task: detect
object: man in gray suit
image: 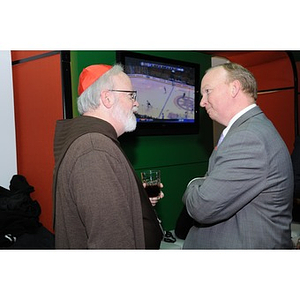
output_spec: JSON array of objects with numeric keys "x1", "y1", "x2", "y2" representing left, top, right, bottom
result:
[{"x1": 183, "y1": 63, "x2": 293, "y2": 249}]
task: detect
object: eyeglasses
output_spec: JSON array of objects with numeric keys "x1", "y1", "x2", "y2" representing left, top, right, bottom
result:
[{"x1": 109, "y1": 90, "x2": 137, "y2": 102}]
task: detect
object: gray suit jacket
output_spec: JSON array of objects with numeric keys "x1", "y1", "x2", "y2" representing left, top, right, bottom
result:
[{"x1": 183, "y1": 106, "x2": 293, "y2": 249}]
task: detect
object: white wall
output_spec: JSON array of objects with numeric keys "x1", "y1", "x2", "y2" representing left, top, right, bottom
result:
[{"x1": 0, "y1": 50, "x2": 17, "y2": 189}]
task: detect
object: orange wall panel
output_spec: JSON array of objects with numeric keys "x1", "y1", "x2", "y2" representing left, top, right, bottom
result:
[
  {"x1": 12, "y1": 52, "x2": 64, "y2": 231},
  {"x1": 250, "y1": 58, "x2": 294, "y2": 91},
  {"x1": 257, "y1": 89, "x2": 295, "y2": 153},
  {"x1": 11, "y1": 51, "x2": 50, "y2": 62}
]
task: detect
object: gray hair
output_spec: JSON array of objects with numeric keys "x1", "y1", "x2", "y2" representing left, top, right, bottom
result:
[
  {"x1": 77, "y1": 64, "x2": 124, "y2": 114},
  {"x1": 209, "y1": 62, "x2": 257, "y2": 100}
]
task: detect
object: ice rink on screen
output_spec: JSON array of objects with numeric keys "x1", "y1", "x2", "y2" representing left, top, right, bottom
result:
[{"x1": 130, "y1": 75, "x2": 195, "y2": 120}]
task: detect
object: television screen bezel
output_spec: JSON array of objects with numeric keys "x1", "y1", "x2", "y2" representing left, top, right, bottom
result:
[{"x1": 116, "y1": 51, "x2": 201, "y2": 136}]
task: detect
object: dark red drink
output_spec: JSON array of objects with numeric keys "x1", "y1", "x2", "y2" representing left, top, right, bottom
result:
[{"x1": 145, "y1": 185, "x2": 160, "y2": 197}]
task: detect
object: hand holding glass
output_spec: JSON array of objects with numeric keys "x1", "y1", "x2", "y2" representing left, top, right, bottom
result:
[{"x1": 141, "y1": 170, "x2": 161, "y2": 198}]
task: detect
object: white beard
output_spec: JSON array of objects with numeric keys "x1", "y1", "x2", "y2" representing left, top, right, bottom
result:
[
  {"x1": 112, "y1": 105, "x2": 137, "y2": 133},
  {"x1": 124, "y1": 111, "x2": 137, "y2": 132}
]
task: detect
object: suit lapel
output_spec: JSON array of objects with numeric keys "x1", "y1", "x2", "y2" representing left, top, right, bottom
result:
[{"x1": 208, "y1": 105, "x2": 263, "y2": 174}]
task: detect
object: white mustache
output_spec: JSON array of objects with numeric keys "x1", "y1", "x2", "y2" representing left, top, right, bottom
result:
[{"x1": 132, "y1": 107, "x2": 138, "y2": 113}]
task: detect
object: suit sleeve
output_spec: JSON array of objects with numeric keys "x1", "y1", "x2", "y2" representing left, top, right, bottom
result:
[{"x1": 184, "y1": 130, "x2": 268, "y2": 224}]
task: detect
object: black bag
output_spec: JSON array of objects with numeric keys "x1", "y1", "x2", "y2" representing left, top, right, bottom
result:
[{"x1": 0, "y1": 175, "x2": 54, "y2": 248}]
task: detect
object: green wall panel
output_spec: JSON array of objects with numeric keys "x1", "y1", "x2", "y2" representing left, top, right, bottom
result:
[{"x1": 70, "y1": 50, "x2": 213, "y2": 231}]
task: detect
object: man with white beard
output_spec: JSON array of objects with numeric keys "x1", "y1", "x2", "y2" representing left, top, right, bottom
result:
[{"x1": 53, "y1": 64, "x2": 163, "y2": 249}]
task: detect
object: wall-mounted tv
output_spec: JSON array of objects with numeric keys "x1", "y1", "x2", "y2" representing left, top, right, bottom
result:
[{"x1": 116, "y1": 51, "x2": 200, "y2": 135}]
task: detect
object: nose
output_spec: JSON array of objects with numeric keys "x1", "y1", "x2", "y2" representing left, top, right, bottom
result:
[
  {"x1": 134, "y1": 99, "x2": 139, "y2": 108},
  {"x1": 200, "y1": 95, "x2": 206, "y2": 107}
]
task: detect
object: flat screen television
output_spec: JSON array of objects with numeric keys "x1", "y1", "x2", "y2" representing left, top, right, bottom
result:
[{"x1": 116, "y1": 51, "x2": 200, "y2": 135}]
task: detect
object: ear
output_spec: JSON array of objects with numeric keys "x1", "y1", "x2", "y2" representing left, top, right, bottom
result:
[
  {"x1": 101, "y1": 90, "x2": 114, "y2": 108},
  {"x1": 230, "y1": 80, "x2": 241, "y2": 98}
]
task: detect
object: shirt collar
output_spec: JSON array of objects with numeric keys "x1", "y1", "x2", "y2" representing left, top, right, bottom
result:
[{"x1": 223, "y1": 103, "x2": 257, "y2": 137}]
